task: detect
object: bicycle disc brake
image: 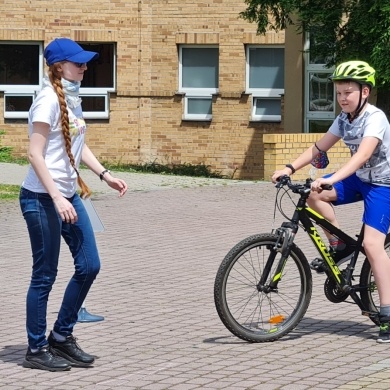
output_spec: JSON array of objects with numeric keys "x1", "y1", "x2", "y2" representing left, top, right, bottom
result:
[{"x1": 324, "y1": 276, "x2": 349, "y2": 303}]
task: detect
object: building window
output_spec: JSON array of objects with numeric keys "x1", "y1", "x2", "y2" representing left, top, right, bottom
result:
[
  {"x1": 308, "y1": 119, "x2": 334, "y2": 133},
  {"x1": 0, "y1": 41, "x2": 116, "y2": 119},
  {"x1": 78, "y1": 43, "x2": 115, "y2": 90},
  {"x1": 251, "y1": 98, "x2": 281, "y2": 122},
  {"x1": 179, "y1": 46, "x2": 219, "y2": 121},
  {"x1": 0, "y1": 41, "x2": 43, "y2": 118},
  {"x1": 81, "y1": 95, "x2": 110, "y2": 119},
  {"x1": 304, "y1": 33, "x2": 335, "y2": 132},
  {"x1": 78, "y1": 43, "x2": 115, "y2": 119},
  {"x1": 246, "y1": 45, "x2": 284, "y2": 122},
  {"x1": 0, "y1": 42, "x2": 41, "y2": 88},
  {"x1": 4, "y1": 93, "x2": 34, "y2": 119}
]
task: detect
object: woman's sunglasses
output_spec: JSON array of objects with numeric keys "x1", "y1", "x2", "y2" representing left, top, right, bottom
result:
[{"x1": 74, "y1": 62, "x2": 86, "y2": 68}]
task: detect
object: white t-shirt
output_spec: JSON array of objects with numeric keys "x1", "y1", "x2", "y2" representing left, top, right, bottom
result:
[
  {"x1": 328, "y1": 103, "x2": 390, "y2": 186},
  {"x1": 22, "y1": 86, "x2": 87, "y2": 197}
]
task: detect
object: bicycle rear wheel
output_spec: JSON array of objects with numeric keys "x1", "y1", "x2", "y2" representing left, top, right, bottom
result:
[
  {"x1": 214, "y1": 233, "x2": 312, "y2": 342},
  {"x1": 359, "y1": 234, "x2": 390, "y2": 325}
]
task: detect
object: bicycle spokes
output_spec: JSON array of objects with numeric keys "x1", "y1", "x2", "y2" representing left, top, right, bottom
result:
[{"x1": 214, "y1": 234, "x2": 312, "y2": 342}]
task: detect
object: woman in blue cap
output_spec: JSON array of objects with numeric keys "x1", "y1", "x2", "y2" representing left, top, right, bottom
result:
[{"x1": 20, "y1": 38, "x2": 128, "y2": 371}]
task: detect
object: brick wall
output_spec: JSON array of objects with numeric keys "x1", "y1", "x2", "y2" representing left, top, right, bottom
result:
[
  {"x1": 1, "y1": 0, "x2": 289, "y2": 180},
  {"x1": 263, "y1": 133, "x2": 350, "y2": 181}
]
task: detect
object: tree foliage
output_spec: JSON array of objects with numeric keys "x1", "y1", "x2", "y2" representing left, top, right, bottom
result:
[{"x1": 240, "y1": 1, "x2": 390, "y2": 93}]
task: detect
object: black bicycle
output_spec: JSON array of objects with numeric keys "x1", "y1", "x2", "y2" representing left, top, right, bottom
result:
[{"x1": 214, "y1": 175, "x2": 389, "y2": 342}]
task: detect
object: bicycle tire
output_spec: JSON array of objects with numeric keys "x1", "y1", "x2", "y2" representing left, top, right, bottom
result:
[
  {"x1": 214, "y1": 233, "x2": 312, "y2": 342},
  {"x1": 359, "y1": 234, "x2": 390, "y2": 325}
]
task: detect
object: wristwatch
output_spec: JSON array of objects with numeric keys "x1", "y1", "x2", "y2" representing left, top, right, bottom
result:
[
  {"x1": 285, "y1": 164, "x2": 296, "y2": 174},
  {"x1": 99, "y1": 169, "x2": 111, "y2": 181}
]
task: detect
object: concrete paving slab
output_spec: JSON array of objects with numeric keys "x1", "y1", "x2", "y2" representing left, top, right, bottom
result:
[{"x1": 0, "y1": 163, "x2": 389, "y2": 389}]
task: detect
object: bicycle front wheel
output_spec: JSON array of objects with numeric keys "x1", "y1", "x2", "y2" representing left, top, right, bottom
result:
[{"x1": 214, "y1": 234, "x2": 312, "y2": 342}]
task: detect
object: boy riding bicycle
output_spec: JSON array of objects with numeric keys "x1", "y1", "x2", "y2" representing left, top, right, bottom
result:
[{"x1": 272, "y1": 60, "x2": 390, "y2": 343}]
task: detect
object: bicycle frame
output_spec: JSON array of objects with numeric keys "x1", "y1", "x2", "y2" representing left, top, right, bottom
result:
[
  {"x1": 296, "y1": 197, "x2": 364, "y2": 285},
  {"x1": 264, "y1": 179, "x2": 374, "y2": 316}
]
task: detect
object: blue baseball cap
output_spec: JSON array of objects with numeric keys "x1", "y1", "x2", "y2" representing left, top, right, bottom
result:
[{"x1": 44, "y1": 38, "x2": 99, "y2": 66}]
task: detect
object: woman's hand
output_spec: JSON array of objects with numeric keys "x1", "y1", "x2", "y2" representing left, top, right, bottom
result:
[
  {"x1": 52, "y1": 196, "x2": 78, "y2": 224},
  {"x1": 104, "y1": 174, "x2": 128, "y2": 197}
]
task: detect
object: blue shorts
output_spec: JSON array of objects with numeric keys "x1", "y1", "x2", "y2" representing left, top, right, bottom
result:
[{"x1": 324, "y1": 173, "x2": 390, "y2": 235}]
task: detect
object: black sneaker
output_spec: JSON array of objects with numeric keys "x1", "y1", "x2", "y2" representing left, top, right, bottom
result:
[
  {"x1": 23, "y1": 345, "x2": 71, "y2": 371},
  {"x1": 377, "y1": 318, "x2": 390, "y2": 343},
  {"x1": 48, "y1": 331, "x2": 95, "y2": 367},
  {"x1": 310, "y1": 246, "x2": 354, "y2": 274}
]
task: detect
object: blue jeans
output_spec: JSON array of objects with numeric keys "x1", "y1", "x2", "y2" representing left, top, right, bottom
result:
[{"x1": 19, "y1": 187, "x2": 101, "y2": 349}]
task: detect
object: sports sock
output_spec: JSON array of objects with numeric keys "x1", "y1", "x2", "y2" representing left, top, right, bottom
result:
[
  {"x1": 52, "y1": 330, "x2": 66, "y2": 342},
  {"x1": 329, "y1": 238, "x2": 346, "y2": 251},
  {"x1": 380, "y1": 305, "x2": 390, "y2": 318}
]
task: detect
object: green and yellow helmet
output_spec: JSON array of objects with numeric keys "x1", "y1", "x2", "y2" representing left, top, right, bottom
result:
[{"x1": 330, "y1": 60, "x2": 375, "y2": 88}]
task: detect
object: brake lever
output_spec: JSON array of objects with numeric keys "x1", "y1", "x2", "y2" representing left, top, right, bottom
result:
[{"x1": 275, "y1": 175, "x2": 290, "y2": 188}]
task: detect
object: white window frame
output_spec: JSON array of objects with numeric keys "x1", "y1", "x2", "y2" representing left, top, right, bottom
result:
[
  {"x1": 4, "y1": 92, "x2": 35, "y2": 119},
  {"x1": 178, "y1": 45, "x2": 218, "y2": 121},
  {"x1": 304, "y1": 33, "x2": 335, "y2": 132},
  {"x1": 1, "y1": 41, "x2": 43, "y2": 119},
  {"x1": 1, "y1": 42, "x2": 116, "y2": 120},
  {"x1": 251, "y1": 97, "x2": 282, "y2": 122},
  {"x1": 80, "y1": 93, "x2": 110, "y2": 119},
  {"x1": 0, "y1": 41, "x2": 43, "y2": 92},
  {"x1": 78, "y1": 43, "x2": 116, "y2": 119},
  {"x1": 78, "y1": 49, "x2": 117, "y2": 94},
  {"x1": 245, "y1": 45, "x2": 284, "y2": 122},
  {"x1": 182, "y1": 91, "x2": 214, "y2": 121}
]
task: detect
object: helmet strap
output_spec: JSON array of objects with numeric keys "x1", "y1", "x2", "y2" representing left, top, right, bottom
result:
[{"x1": 348, "y1": 85, "x2": 367, "y2": 122}]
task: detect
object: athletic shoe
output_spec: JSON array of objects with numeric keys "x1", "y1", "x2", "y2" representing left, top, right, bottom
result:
[
  {"x1": 377, "y1": 318, "x2": 390, "y2": 343},
  {"x1": 23, "y1": 345, "x2": 71, "y2": 371},
  {"x1": 48, "y1": 331, "x2": 95, "y2": 367}
]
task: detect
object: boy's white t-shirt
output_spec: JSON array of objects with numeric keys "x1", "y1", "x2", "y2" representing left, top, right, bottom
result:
[
  {"x1": 22, "y1": 86, "x2": 87, "y2": 197},
  {"x1": 328, "y1": 103, "x2": 390, "y2": 186}
]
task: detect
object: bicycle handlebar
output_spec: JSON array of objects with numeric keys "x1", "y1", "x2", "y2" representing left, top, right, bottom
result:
[{"x1": 275, "y1": 175, "x2": 333, "y2": 194}]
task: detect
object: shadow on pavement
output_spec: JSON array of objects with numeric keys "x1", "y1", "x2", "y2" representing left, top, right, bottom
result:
[
  {"x1": 0, "y1": 344, "x2": 26, "y2": 366},
  {"x1": 206, "y1": 317, "x2": 376, "y2": 344}
]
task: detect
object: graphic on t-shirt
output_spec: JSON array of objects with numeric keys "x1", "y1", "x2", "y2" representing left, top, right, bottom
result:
[
  {"x1": 70, "y1": 118, "x2": 86, "y2": 137},
  {"x1": 338, "y1": 112, "x2": 368, "y2": 142},
  {"x1": 336, "y1": 108, "x2": 390, "y2": 186}
]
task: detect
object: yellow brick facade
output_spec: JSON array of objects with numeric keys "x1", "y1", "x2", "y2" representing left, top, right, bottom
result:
[
  {"x1": 263, "y1": 134, "x2": 350, "y2": 181},
  {"x1": 0, "y1": 1, "x2": 346, "y2": 180}
]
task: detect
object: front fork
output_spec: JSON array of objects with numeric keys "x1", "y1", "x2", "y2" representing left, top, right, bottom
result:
[{"x1": 257, "y1": 224, "x2": 296, "y2": 292}]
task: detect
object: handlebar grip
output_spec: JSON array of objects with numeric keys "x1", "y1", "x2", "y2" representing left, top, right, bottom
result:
[
  {"x1": 275, "y1": 175, "x2": 290, "y2": 188},
  {"x1": 321, "y1": 184, "x2": 333, "y2": 191}
]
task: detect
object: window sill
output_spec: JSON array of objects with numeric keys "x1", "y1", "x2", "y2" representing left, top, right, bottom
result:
[
  {"x1": 249, "y1": 118, "x2": 282, "y2": 123},
  {"x1": 181, "y1": 117, "x2": 212, "y2": 122}
]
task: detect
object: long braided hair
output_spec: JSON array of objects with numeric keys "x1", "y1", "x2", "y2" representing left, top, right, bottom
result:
[{"x1": 48, "y1": 64, "x2": 91, "y2": 199}]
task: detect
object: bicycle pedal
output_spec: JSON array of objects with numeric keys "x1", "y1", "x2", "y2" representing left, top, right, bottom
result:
[{"x1": 361, "y1": 310, "x2": 379, "y2": 319}]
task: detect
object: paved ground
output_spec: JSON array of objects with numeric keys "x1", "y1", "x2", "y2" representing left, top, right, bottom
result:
[{"x1": 1, "y1": 162, "x2": 390, "y2": 389}]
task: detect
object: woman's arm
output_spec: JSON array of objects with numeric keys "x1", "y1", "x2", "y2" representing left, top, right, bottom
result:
[
  {"x1": 81, "y1": 144, "x2": 128, "y2": 197},
  {"x1": 28, "y1": 122, "x2": 78, "y2": 223},
  {"x1": 28, "y1": 122, "x2": 62, "y2": 199}
]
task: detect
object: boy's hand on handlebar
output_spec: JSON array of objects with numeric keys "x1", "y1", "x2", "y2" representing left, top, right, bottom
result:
[
  {"x1": 271, "y1": 167, "x2": 293, "y2": 184},
  {"x1": 311, "y1": 177, "x2": 333, "y2": 193}
]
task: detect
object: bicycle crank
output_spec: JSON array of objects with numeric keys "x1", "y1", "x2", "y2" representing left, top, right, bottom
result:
[{"x1": 324, "y1": 277, "x2": 349, "y2": 303}]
